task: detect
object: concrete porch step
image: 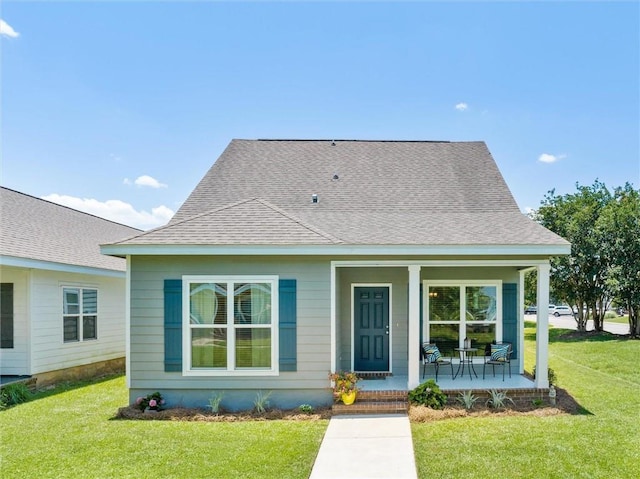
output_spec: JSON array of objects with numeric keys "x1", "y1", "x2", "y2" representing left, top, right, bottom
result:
[{"x1": 332, "y1": 390, "x2": 409, "y2": 415}]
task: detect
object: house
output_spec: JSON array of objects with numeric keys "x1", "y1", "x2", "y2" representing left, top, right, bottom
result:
[
  {"x1": 0, "y1": 187, "x2": 140, "y2": 386},
  {"x1": 101, "y1": 139, "x2": 570, "y2": 410}
]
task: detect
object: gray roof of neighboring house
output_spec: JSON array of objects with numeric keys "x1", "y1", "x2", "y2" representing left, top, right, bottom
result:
[
  {"x1": 1, "y1": 187, "x2": 141, "y2": 271},
  {"x1": 108, "y1": 139, "x2": 568, "y2": 248}
]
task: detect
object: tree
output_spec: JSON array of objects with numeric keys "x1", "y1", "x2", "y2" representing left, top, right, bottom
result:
[
  {"x1": 599, "y1": 183, "x2": 640, "y2": 337},
  {"x1": 533, "y1": 181, "x2": 613, "y2": 332}
]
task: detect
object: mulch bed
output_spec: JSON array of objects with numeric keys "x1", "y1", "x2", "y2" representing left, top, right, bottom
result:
[
  {"x1": 114, "y1": 386, "x2": 581, "y2": 422},
  {"x1": 410, "y1": 386, "x2": 583, "y2": 422}
]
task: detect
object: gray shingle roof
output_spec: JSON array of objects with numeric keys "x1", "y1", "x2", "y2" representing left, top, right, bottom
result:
[
  {"x1": 108, "y1": 139, "x2": 568, "y2": 248},
  {"x1": 1, "y1": 187, "x2": 141, "y2": 271}
]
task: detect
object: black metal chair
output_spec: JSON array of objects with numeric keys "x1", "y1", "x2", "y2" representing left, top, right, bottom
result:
[
  {"x1": 482, "y1": 342, "x2": 513, "y2": 381},
  {"x1": 421, "y1": 343, "x2": 454, "y2": 381}
]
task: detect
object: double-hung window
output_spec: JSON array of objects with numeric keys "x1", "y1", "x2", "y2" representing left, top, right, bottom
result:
[
  {"x1": 183, "y1": 276, "x2": 278, "y2": 376},
  {"x1": 424, "y1": 281, "x2": 501, "y2": 350},
  {"x1": 63, "y1": 287, "x2": 98, "y2": 342}
]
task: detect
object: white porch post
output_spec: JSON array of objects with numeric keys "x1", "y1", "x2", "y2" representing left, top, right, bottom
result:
[
  {"x1": 535, "y1": 263, "x2": 551, "y2": 388},
  {"x1": 408, "y1": 265, "x2": 421, "y2": 389},
  {"x1": 518, "y1": 269, "x2": 526, "y2": 374},
  {"x1": 330, "y1": 263, "x2": 337, "y2": 374}
]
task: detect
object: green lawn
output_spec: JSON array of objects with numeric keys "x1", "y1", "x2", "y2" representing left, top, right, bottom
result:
[
  {"x1": 0, "y1": 376, "x2": 327, "y2": 479},
  {"x1": 412, "y1": 325, "x2": 640, "y2": 478}
]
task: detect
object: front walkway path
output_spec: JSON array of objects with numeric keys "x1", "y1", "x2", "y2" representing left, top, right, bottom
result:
[{"x1": 309, "y1": 414, "x2": 417, "y2": 479}]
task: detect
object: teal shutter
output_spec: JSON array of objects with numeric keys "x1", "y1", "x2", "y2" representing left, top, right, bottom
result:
[
  {"x1": 1, "y1": 283, "x2": 14, "y2": 349},
  {"x1": 502, "y1": 283, "x2": 518, "y2": 358},
  {"x1": 279, "y1": 279, "x2": 297, "y2": 372},
  {"x1": 164, "y1": 279, "x2": 183, "y2": 372}
]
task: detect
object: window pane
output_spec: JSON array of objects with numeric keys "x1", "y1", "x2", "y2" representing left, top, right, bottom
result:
[
  {"x1": 234, "y1": 283, "x2": 272, "y2": 325},
  {"x1": 235, "y1": 328, "x2": 271, "y2": 368},
  {"x1": 82, "y1": 289, "x2": 97, "y2": 314},
  {"x1": 64, "y1": 316, "x2": 79, "y2": 342},
  {"x1": 428, "y1": 286, "x2": 460, "y2": 322},
  {"x1": 190, "y1": 283, "x2": 227, "y2": 325},
  {"x1": 83, "y1": 316, "x2": 97, "y2": 340},
  {"x1": 191, "y1": 328, "x2": 227, "y2": 368},
  {"x1": 466, "y1": 323, "x2": 496, "y2": 350},
  {"x1": 64, "y1": 289, "x2": 80, "y2": 315},
  {"x1": 428, "y1": 323, "x2": 458, "y2": 356},
  {"x1": 466, "y1": 286, "x2": 497, "y2": 322}
]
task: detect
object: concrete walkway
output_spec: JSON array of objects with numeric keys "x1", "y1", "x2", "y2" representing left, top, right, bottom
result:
[{"x1": 309, "y1": 414, "x2": 417, "y2": 479}]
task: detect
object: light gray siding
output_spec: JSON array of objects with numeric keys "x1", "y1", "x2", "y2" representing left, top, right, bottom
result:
[{"x1": 129, "y1": 256, "x2": 334, "y2": 407}]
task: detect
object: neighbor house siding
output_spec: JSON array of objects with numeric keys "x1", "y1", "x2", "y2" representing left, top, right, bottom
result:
[
  {"x1": 29, "y1": 270, "x2": 126, "y2": 374},
  {"x1": 0, "y1": 267, "x2": 30, "y2": 375},
  {"x1": 128, "y1": 256, "x2": 333, "y2": 396}
]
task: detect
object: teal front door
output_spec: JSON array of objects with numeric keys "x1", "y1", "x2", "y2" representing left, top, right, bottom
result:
[{"x1": 354, "y1": 287, "x2": 390, "y2": 372}]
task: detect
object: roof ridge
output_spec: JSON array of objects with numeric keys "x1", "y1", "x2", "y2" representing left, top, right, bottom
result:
[{"x1": 253, "y1": 198, "x2": 344, "y2": 244}]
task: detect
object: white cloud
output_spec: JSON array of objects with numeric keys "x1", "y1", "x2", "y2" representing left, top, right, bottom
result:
[
  {"x1": 455, "y1": 102, "x2": 468, "y2": 111},
  {"x1": 127, "y1": 175, "x2": 168, "y2": 188},
  {"x1": 1, "y1": 20, "x2": 20, "y2": 38},
  {"x1": 538, "y1": 153, "x2": 567, "y2": 164},
  {"x1": 42, "y1": 194, "x2": 174, "y2": 230}
]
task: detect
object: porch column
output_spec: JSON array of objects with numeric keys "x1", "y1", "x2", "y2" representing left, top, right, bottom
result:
[
  {"x1": 408, "y1": 265, "x2": 421, "y2": 389},
  {"x1": 535, "y1": 263, "x2": 551, "y2": 388},
  {"x1": 518, "y1": 269, "x2": 527, "y2": 374}
]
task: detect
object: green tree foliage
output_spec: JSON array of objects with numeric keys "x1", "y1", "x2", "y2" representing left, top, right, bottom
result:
[
  {"x1": 533, "y1": 180, "x2": 640, "y2": 336},
  {"x1": 599, "y1": 184, "x2": 640, "y2": 337}
]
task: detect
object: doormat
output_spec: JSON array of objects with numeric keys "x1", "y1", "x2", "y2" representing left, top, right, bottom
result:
[{"x1": 358, "y1": 372, "x2": 392, "y2": 380}]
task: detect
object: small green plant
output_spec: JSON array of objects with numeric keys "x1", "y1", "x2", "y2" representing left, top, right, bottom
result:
[
  {"x1": 408, "y1": 379, "x2": 447, "y2": 409},
  {"x1": 486, "y1": 389, "x2": 514, "y2": 409},
  {"x1": 0, "y1": 383, "x2": 33, "y2": 408},
  {"x1": 298, "y1": 404, "x2": 314, "y2": 414},
  {"x1": 533, "y1": 366, "x2": 557, "y2": 386},
  {"x1": 457, "y1": 390, "x2": 479, "y2": 410},
  {"x1": 253, "y1": 390, "x2": 272, "y2": 413},
  {"x1": 207, "y1": 392, "x2": 224, "y2": 414},
  {"x1": 532, "y1": 398, "x2": 544, "y2": 407},
  {"x1": 134, "y1": 391, "x2": 165, "y2": 411}
]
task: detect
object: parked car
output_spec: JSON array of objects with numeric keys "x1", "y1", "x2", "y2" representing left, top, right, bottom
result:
[
  {"x1": 524, "y1": 306, "x2": 537, "y2": 314},
  {"x1": 553, "y1": 305, "x2": 574, "y2": 317}
]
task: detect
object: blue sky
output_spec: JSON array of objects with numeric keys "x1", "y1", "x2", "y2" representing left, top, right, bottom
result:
[{"x1": 1, "y1": 1, "x2": 638, "y2": 229}]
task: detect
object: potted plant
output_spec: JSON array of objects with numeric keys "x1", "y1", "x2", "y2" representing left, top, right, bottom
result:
[{"x1": 329, "y1": 371, "x2": 361, "y2": 405}]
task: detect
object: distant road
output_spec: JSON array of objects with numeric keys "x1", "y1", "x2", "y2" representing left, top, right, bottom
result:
[{"x1": 528, "y1": 314, "x2": 630, "y2": 335}]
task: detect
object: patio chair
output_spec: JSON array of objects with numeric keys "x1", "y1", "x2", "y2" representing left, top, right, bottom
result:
[
  {"x1": 421, "y1": 343, "x2": 454, "y2": 381},
  {"x1": 482, "y1": 342, "x2": 512, "y2": 381}
]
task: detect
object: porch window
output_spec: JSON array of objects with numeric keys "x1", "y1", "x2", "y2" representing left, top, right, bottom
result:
[
  {"x1": 183, "y1": 276, "x2": 278, "y2": 376},
  {"x1": 424, "y1": 281, "x2": 501, "y2": 353}
]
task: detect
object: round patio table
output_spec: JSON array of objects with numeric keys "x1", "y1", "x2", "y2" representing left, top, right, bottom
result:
[{"x1": 454, "y1": 347, "x2": 479, "y2": 380}]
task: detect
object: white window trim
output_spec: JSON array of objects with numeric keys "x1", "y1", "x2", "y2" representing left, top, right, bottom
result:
[
  {"x1": 182, "y1": 275, "x2": 279, "y2": 377},
  {"x1": 422, "y1": 280, "x2": 503, "y2": 346},
  {"x1": 61, "y1": 286, "x2": 98, "y2": 343}
]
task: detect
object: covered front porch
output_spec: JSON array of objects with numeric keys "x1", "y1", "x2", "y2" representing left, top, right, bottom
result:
[{"x1": 330, "y1": 259, "x2": 553, "y2": 390}]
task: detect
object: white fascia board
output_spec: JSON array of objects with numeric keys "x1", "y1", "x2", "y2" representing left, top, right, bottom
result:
[
  {"x1": 101, "y1": 243, "x2": 571, "y2": 257},
  {"x1": 0, "y1": 255, "x2": 126, "y2": 278}
]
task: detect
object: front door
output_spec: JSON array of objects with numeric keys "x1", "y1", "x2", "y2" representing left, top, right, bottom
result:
[{"x1": 354, "y1": 286, "x2": 390, "y2": 372}]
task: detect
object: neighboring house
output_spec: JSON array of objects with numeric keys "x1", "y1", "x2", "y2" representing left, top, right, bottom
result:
[
  {"x1": 102, "y1": 140, "x2": 570, "y2": 409},
  {"x1": 0, "y1": 187, "x2": 140, "y2": 386}
]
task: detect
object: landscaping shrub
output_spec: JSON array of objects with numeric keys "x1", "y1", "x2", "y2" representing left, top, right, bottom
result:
[
  {"x1": 0, "y1": 383, "x2": 32, "y2": 409},
  {"x1": 408, "y1": 379, "x2": 447, "y2": 409}
]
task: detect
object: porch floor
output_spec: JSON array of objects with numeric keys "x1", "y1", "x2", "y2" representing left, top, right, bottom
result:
[{"x1": 359, "y1": 373, "x2": 536, "y2": 392}]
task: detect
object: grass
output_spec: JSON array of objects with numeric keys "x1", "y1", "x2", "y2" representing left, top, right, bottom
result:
[
  {"x1": 0, "y1": 376, "x2": 327, "y2": 478},
  {"x1": 412, "y1": 325, "x2": 640, "y2": 479}
]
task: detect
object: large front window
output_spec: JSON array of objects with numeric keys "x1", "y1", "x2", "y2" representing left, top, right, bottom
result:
[
  {"x1": 424, "y1": 281, "x2": 501, "y2": 353},
  {"x1": 184, "y1": 276, "x2": 278, "y2": 375}
]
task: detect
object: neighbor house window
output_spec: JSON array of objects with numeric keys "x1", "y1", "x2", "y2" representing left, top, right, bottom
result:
[
  {"x1": 63, "y1": 288, "x2": 98, "y2": 342},
  {"x1": 424, "y1": 281, "x2": 501, "y2": 352},
  {"x1": 183, "y1": 276, "x2": 278, "y2": 376}
]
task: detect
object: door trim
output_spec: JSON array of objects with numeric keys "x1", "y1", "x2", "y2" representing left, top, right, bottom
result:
[{"x1": 350, "y1": 283, "x2": 392, "y2": 373}]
